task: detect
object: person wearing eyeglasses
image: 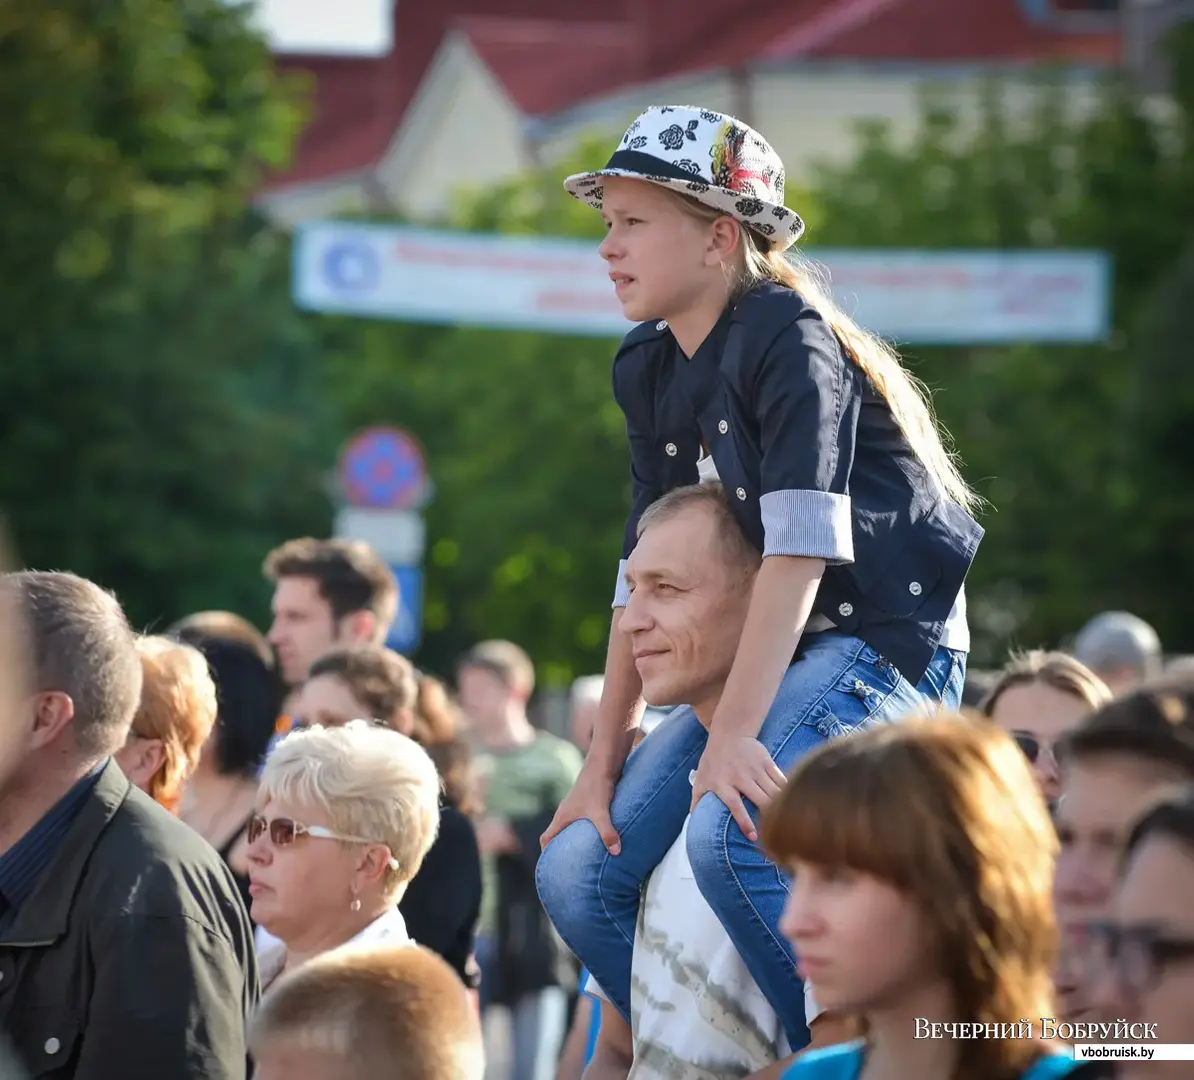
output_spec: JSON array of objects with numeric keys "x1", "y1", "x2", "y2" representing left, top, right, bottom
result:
[
  {"x1": 246, "y1": 720, "x2": 442, "y2": 991},
  {"x1": 1073, "y1": 785, "x2": 1194, "y2": 1078},
  {"x1": 980, "y1": 650, "x2": 1111, "y2": 809},
  {"x1": 287, "y1": 646, "x2": 483, "y2": 990},
  {"x1": 1053, "y1": 676, "x2": 1194, "y2": 1027}
]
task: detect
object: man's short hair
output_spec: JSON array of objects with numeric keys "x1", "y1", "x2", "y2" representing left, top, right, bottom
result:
[
  {"x1": 3, "y1": 571, "x2": 142, "y2": 759},
  {"x1": 980, "y1": 650, "x2": 1112, "y2": 717},
  {"x1": 636, "y1": 482, "x2": 760, "y2": 579},
  {"x1": 458, "y1": 640, "x2": 535, "y2": 698},
  {"x1": 1057, "y1": 671, "x2": 1194, "y2": 778},
  {"x1": 263, "y1": 538, "x2": 399, "y2": 637},
  {"x1": 1072, "y1": 611, "x2": 1162, "y2": 681},
  {"x1": 250, "y1": 944, "x2": 483, "y2": 1080}
]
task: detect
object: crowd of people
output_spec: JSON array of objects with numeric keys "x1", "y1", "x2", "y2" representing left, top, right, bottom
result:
[
  {"x1": 3, "y1": 101, "x2": 1194, "y2": 1080},
  {"x1": 0, "y1": 509, "x2": 1189, "y2": 1080}
]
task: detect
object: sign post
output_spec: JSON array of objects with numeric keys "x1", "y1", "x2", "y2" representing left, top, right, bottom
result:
[{"x1": 333, "y1": 426, "x2": 430, "y2": 656}]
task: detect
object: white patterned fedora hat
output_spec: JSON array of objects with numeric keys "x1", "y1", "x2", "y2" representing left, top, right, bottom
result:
[{"x1": 563, "y1": 105, "x2": 804, "y2": 251}]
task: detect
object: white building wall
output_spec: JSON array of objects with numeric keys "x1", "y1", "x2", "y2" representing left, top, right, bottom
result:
[{"x1": 375, "y1": 33, "x2": 531, "y2": 220}]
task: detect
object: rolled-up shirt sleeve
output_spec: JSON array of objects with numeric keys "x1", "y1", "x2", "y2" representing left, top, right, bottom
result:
[
  {"x1": 755, "y1": 315, "x2": 857, "y2": 564},
  {"x1": 612, "y1": 350, "x2": 663, "y2": 608}
]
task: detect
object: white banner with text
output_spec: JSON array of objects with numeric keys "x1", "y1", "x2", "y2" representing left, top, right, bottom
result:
[{"x1": 294, "y1": 222, "x2": 1110, "y2": 345}]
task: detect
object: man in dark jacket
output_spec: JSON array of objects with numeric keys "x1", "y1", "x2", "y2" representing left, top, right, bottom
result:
[{"x1": 0, "y1": 571, "x2": 258, "y2": 1079}]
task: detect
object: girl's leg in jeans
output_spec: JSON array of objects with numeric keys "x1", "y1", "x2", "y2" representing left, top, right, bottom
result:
[
  {"x1": 536, "y1": 706, "x2": 708, "y2": 1024},
  {"x1": 686, "y1": 636, "x2": 964, "y2": 1050}
]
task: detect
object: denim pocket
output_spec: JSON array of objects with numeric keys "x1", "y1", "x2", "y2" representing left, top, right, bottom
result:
[
  {"x1": 815, "y1": 648, "x2": 910, "y2": 739},
  {"x1": 835, "y1": 645, "x2": 901, "y2": 701}
]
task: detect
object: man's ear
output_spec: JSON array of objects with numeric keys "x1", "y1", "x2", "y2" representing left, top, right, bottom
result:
[
  {"x1": 342, "y1": 609, "x2": 378, "y2": 645},
  {"x1": 30, "y1": 690, "x2": 75, "y2": 751}
]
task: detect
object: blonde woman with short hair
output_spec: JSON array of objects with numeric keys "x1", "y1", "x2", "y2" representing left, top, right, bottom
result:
[
  {"x1": 115, "y1": 634, "x2": 218, "y2": 813},
  {"x1": 247, "y1": 720, "x2": 441, "y2": 989}
]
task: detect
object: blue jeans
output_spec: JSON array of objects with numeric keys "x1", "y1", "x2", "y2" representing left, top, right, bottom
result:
[{"x1": 536, "y1": 633, "x2": 965, "y2": 1052}]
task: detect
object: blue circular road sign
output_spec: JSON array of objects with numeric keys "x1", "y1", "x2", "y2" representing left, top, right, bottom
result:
[{"x1": 339, "y1": 427, "x2": 427, "y2": 510}]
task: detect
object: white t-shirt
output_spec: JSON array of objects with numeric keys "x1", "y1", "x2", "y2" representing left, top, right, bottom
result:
[{"x1": 588, "y1": 816, "x2": 796, "y2": 1078}]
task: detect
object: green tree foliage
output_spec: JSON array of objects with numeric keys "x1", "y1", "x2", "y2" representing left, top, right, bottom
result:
[
  {"x1": 807, "y1": 71, "x2": 1194, "y2": 659},
  {"x1": 0, "y1": 0, "x2": 332, "y2": 629}
]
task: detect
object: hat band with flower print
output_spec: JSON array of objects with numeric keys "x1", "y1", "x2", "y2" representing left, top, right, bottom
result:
[{"x1": 563, "y1": 106, "x2": 805, "y2": 251}]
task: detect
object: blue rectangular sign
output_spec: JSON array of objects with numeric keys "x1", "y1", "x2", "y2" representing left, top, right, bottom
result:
[{"x1": 386, "y1": 565, "x2": 423, "y2": 656}]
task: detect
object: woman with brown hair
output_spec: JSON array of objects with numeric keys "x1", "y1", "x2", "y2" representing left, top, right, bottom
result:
[
  {"x1": 291, "y1": 645, "x2": 482, "y2": 985},
  {"x1": 114, "y1": 635, "x2": 218, "y2": 814},
  {"x1": 763, "y1": 716, "x2": 1081, "y2": 1080},
  {"x1": 981, "y1": 650, "x2": 1111, "y2": 808}
]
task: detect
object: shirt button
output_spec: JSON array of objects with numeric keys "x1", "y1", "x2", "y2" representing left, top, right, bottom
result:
[
  {"x1": 665, "y1": 442, "x2": 677, "y2": 457},
  {"x1": 656, "y1": 320, "x2": 668, "y2": 330},
  {"x1": 838, "y1": 602, "x2": 854, "y2": 618},
  {"x1": 45, "y1": 1038, "x2": 60, "y2": 1055},
  {"x1": 718, "y1": 420, "x2": 729, "y2": 435},
  {"x1": 908, "y1": 581, "x2": 923, "y2": 596},
  {"x1": 735, "y1": 487, "x2": 747, "y2": 501}
]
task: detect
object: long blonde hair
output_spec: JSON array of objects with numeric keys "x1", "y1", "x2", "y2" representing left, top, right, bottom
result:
[{"x1": 670, "y1": 192, "x2": 979, "y2": 513}]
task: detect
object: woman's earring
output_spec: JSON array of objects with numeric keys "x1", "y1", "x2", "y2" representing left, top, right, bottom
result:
[{"x1": 350, "y1": 897, "x2": 362, "y2": 912}]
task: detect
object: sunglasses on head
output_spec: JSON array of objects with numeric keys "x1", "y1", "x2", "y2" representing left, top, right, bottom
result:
[{"x1": 246, "y1": 813, "x2": 400, "y2": 870}]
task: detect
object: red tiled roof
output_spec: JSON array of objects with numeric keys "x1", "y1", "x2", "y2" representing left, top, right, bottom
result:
[
  {"x1": 455, "y1": 17, "x2": 640, "y2": 116},
  {"x1": 770, "y1": 0, "x2": 1122, "y2": 62},
  {"x1": 273, "y1": 55, "x2": 398, "y2": 187},
  {"x1": 265, "y1": 0, "x2": 1120, "y2": 192}
]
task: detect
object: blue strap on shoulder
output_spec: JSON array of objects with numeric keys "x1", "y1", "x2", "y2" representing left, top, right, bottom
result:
[
  {"x1": 1021, "y1": 1053, "x2": 1082, "y2": 1079},
  {"x1": 785, "y1": 1046, "x2": 1079, "y2": 1080},
  {"x1": 781, "y1": 1042, "x2": 863, "y2": 1080}
]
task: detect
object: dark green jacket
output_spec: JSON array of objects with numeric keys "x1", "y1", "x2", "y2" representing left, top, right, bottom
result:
[{"x1": 0, "y1": 761, "x2": 259, "y2": 1078}]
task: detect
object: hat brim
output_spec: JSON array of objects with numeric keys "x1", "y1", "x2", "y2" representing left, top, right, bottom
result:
[{"x1": 563, "y1": 168, "x2": 804, "y2": 251}]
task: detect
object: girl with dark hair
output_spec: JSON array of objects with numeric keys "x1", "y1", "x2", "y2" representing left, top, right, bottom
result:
[{"x1": 176, "y1": 630, "x2": 284, "y2": 921}]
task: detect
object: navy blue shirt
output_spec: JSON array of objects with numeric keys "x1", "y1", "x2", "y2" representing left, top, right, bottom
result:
[
  {"x1": 0, "y1": 762, "x2": 105, "y2": 934},
  {"x1": 611, "y1": 281, "x2": 983, "y2": 685}
]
